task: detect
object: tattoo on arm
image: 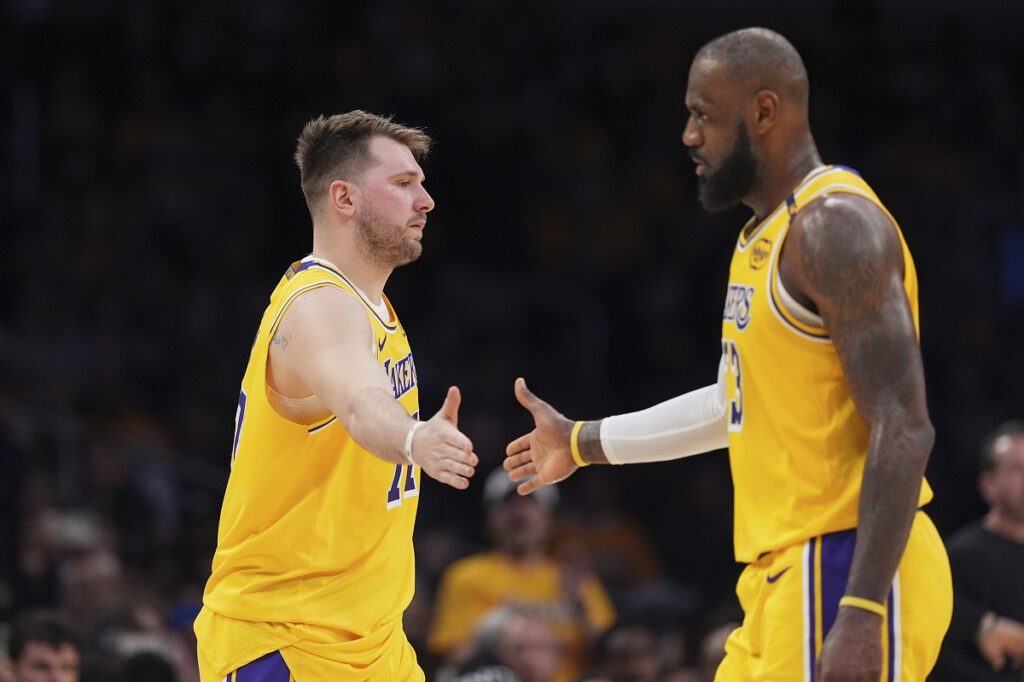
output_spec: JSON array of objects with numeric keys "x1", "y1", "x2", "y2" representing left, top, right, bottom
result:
[
  {"x1": 796, "y1": 195, "x2": 934, "y2": 604},
  {"x1": 579, "y1": 421, "x2": 610, "y2": 465},
  {"x1": 272, "y1": 332, "x2": 291, "y2": 350}
]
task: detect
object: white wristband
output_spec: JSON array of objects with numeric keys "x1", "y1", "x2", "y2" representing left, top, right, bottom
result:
[{"x1": 404, "y1": 421, "x2": 424, "y2": 465}]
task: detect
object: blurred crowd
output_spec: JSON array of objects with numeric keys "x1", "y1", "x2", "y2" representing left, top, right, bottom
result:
[{"x1": 2, "y1": 0, "x2": 1022, "y2": 680}]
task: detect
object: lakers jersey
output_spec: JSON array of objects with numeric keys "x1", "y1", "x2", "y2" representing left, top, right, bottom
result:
[
  {"x1": 721, "y1": 166, "x2": 932, "y2": 564},
  {"x1": 197, "y1": 255, "x2": 421, "y2": 677}
]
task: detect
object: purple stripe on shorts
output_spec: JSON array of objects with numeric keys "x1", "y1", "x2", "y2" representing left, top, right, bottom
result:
[
  {"x1": 807, "y1": 537, "x2": 817, "y2": 682},
  {"x1": 887, "y1": 591, "x2": 896, "y2": 682},
  {"x1": 235, "y1": 651, "x2": 291, "y2": 682},
  {"x1": 820, "y1": 528, "x2": 857, "y2": 639}
]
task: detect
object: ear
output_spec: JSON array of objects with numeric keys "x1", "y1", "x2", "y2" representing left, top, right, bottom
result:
[
  {"x1": 328, "y1": 180, "x2": 357, "y2": 218},
  {"x1": 750, "y1": 89, "x2": 780, "y2": 135}
]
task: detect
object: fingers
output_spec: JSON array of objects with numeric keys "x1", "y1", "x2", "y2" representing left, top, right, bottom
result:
[
  {"x1": 426, "y1": 454, "x2": 477, "y2": 490},
  {"x1": 503, "y1": 451, "x2": 533, "y2": 472},
  {"x1": 437, "y1": 471, "x2": 471, "y2": 490},
  {"x1": 439, "y1": 385, "x2": 461, "y2": 425},
  {"x1": 516, "y1": 475, "x2": 546, "y2": 496},
  {"x1": 514, "y1": 377, "x2": 545, "y2": 415},
  {"x1": 505, "y1": 456, "x2": 537, "y2": 482},
  {"x1": 506, "y1": 432, "x2": 532, "y2": 456}
]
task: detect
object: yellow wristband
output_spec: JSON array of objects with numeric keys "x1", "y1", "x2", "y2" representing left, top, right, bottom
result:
[
  {"x1": 570, "y1": 421, "x2": 589, "y2": 467},
  {"x1": 839, "y1": 596, "x2": 886, "y2": 617}
]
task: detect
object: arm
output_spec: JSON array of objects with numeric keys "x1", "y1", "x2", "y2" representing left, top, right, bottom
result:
[
  {"x1": 504, "y1": 357, "x2": 728, "y2": 495},
  {"x1": 783, "y1": 195, "x2": 933, "y2": 680},
  {"x1": 273, "y1": 286, "x2": 477, "y2": 489}
]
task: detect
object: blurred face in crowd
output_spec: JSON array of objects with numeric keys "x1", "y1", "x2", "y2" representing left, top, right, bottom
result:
[
  {"x1": 488, "y1": 494, "x2": 551, "y2": 558},
  {"x1": 497, "y1": 615, "x2": 563, "y2": 682},
  {"x1": 346, "y1": 135, "x2": 434, "y2": 269},
  {"x1": 9, "y1": 642, "x2": 80, "y2": 682},
  {"x1": 683, "y1": 57, "x2": 761, "y2": 212},
  {"x1": 604, "y1": 626, "x2": 662, "y2": 682},
  {"x1": 982, "y1": 434, "x2": 1024, "y2": 522}
]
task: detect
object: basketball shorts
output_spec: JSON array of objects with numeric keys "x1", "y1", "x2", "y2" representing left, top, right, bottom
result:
[
  {"x1": 715, "y1": 511, "x2": 952, "y2": 682},
  {"x1": 211, "y1": 644, "x2": 423, "y2": 682},
  {"x1": 196, "y1": 608, "x2": 425, "y2": 682}
]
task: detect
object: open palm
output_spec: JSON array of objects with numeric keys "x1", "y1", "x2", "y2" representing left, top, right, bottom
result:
[{"x1": 504, "y1": 378, "x2": 578, "y2": 494}]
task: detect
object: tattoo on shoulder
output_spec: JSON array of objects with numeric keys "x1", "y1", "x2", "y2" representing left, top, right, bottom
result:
[
  {"x1": 271, "y1": 332, "x2": 291, "y2": 350},
  {"x1": 798, "y1": 198, "x2": 898, "y2": 313}
]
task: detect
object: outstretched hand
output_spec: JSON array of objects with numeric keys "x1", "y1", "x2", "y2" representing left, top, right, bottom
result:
[
  {"x1": 411, "y1": 386, "x2": 478, "y2": 489},
  {"x1": 504, "y1": 378, "x2": 578, "y2": 495}
]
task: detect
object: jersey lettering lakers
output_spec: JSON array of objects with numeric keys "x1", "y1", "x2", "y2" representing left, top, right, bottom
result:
[
  {"x1": 195, "y1": 255, "x2": 421, "y2": 679},
  {"x1": 721, "y1": 166, "x2": 933, "y2": 563}
]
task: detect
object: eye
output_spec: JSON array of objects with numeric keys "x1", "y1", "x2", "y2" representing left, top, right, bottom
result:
[{"x1": 398, "y1": 180, "x2": 411, "y2": 188}]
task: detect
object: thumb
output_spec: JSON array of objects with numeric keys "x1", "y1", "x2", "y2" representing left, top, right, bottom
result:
[
  {"x1": 514, "y1": 377, "x2": 542, "y2": 414},
  {"x1": 438, "y1": 385, "x2": 461, "y2": 424}
]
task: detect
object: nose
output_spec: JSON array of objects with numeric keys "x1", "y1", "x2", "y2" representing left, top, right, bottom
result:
[
  {"x1": 416, "y1": 185, "x2": 435, "y2": 214},
  {"x1": 682, "y1": 116, "x2": 702, "y2": 149}
]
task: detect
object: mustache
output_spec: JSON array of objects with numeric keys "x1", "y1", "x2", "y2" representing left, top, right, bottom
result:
[{"x1": 408, "y1": 213, "x2": 427, "y2": 225}]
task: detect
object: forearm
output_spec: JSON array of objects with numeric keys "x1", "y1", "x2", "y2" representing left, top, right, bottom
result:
[
  {"x1": 844, "y1": 416, "x2": 934, "y2": 603},
  {"x1": 343, "y1": 386, "x2": 418, "y2": 465},
  {"x1": 576, "y1": 359, "x2": 728, "y2": 465}
]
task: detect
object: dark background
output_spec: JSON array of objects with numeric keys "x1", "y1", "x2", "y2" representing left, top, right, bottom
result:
[{"x1": 1, "y1": 0, "x2": 1022, "y2": 676}]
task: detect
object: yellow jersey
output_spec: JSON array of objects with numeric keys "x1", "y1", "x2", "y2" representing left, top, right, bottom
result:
[
  {"x1": 721, "y1": 166, "x2": 932, "y2": 563},
  {"x1": 196, "y1": 255, "x2": 421, "y2": 678}
]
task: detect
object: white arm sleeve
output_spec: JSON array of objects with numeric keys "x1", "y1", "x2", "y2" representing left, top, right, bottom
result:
[{"x1": 599, "y1": 355, "x2": 729, "y2": 464}]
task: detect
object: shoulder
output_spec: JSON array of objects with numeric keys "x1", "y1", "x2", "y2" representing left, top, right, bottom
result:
[
  {"x1": 792, "y1": 193, "x2": 900, "y2": 269},
  {"x1": 787, "y1": 193, "x2": 903, "y2": 307},
  {"x1": 277, "y1": 284, "x2": 370, "y2": 338}
]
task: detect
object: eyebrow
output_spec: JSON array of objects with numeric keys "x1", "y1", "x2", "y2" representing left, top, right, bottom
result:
[
  {"x1": 388, "y1": 170, "x2": 425, "y2": 182},
  {"x1": 686, "y1": 92, "x2": 716, "y2": 111}
]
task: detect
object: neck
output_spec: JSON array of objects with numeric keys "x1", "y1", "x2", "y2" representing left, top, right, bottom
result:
[
  {"x1": 983, "y1": 510, "x2": 1024, "y2": 542},
  {"x1": 311, "y1": 226, "x2": 390, "y2": 304},
  {"x1": 745, "y1": 136, "x2": 822, "y2": 219},
  {"x1": 501, "y1": 546, "x2": 546, "y2": 566}
]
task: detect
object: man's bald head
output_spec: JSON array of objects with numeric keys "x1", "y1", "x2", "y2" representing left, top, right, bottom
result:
[{"x1": 694, "y1": 28, "x2": 809, "y2": 107}]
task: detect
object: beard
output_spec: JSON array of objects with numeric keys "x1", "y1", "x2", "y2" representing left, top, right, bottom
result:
[
  {"x1": 355, "y1": 205, "x2": 422, "y2": 270},
  {"x1": 697, "y1": 122, "x2": 760, "y2": 212}
]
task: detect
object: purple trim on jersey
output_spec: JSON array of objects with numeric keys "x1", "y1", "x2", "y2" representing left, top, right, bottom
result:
[
  {"x1": 831, "y1": 164, "x2": 861, "y2": 177},
  {"x1": 235, "y1": 650, "x2": 291, "y2": 682},
  {"x1": 807, "y1": 536, "x2": 817, "y2": 682}
]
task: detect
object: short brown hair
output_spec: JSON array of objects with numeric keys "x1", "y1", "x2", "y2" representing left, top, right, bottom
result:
[
  {"x1": 8, "y1": 610, "x2": 80, "y2": 660},
  {"x1": 294, "y1": 110, "x2": 432, "y2": 208}
]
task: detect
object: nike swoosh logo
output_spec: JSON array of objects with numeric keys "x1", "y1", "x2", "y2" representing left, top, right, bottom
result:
[
  {"x1": 377, "y1": 337, "x2": 386, "y2": 352},
  {"x1": 767, "y1": 566, "x2": 792, "y2": 584}
]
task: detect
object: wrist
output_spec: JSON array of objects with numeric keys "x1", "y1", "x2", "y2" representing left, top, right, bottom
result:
[
  {"x1": 838, "y1": 595, "x2": 886, "y2": 618},
  {"x1": 404, "y1": 421, "x2": 423, "y2": 465},
  {"x1": 570, "y1": 421, "x2": 589, "y2": 467}
]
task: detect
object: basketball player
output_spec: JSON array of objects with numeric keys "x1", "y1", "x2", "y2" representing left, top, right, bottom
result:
[
  {"x1": 505, "y1": 29, "x2": 951, "y2": 681},
  {"x1": 195, "y1": 111, "x2": 478, "y2": 681}
]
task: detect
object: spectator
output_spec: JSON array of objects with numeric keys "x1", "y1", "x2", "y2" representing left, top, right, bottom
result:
[
  {"x1": 932, "y1": 421, "x2": 1024, "y2": 680},
  {"x1": 451, "y1": 606, "x2": 563, "y2": 682},
  {"x1": 1, "y1": 610, "x2": 80, "y2": 682},
  {"x1": 430, "y1": 468, "x2": 615, "y2": 682}
]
